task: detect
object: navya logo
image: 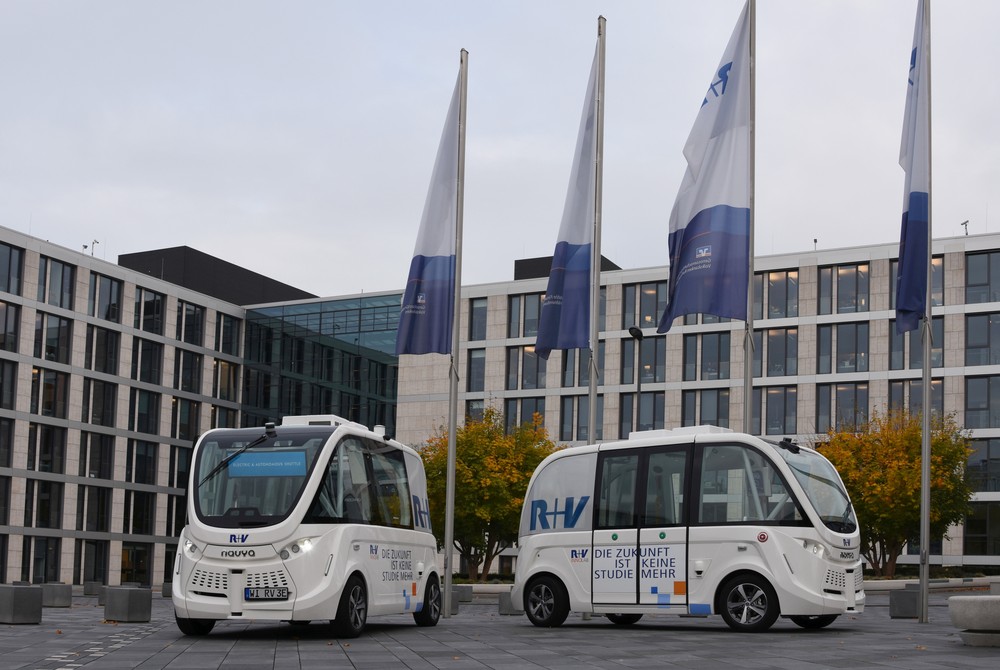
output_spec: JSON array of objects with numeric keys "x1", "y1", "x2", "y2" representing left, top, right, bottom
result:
[
  {"x1": 569, "y1": 549, "x2": 589, "y2": 563},
  {"x1": 412, "y1": 495, "x2": 431, "y2": 530},
  {"x1": 221, "y1": 549, "x2": 256, "y2": 558},
  {"x1": 229, "y1": 534, "x2": 249, "y2": 544},
  {"x1": 529, "y1": 496, "x2": 590, "y2": 531},
  {"x1": 370, "y1": 544, "x2": 379, "y2": 559}
]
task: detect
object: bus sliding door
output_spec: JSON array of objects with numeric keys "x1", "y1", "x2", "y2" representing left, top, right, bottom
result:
[{"x1": 592, "y1": 447, "x2": 689, "y2": 608}]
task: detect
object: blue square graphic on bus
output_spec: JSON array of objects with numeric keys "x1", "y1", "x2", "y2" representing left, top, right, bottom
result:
[{"x1": 228, "y1": 451, "x2": 307, "y2": 478}]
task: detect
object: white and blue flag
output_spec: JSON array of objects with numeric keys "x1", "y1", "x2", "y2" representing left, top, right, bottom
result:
[
  {"x1": 896, "y1": 0, "x2": 930, "y2": 334},
  {"x1": 536, "y1": 43, "x2": 599, "y2": 360},
  {"x1": 657, "y1": 2, "x2": 750, "y2": 333},
  {"x1": 396, "y1": 73, "x2": 461, "y2": 355}
]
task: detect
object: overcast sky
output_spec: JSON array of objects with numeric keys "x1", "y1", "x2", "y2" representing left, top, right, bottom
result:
[{"x1": 1, "y1": 0, "x2": 996, "y2": 297}]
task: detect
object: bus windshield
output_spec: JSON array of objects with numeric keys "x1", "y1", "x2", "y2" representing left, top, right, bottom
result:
[
  {"x1": 778, "y1": 447, "x2": 857, "y2": 534},
  {"x1": 194, "y1": 429, "x2": 331, "y2": 528}
]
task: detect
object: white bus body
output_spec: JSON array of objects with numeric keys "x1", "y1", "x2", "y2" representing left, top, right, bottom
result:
[
  {"x1": 511, "y1": 427, "x2": 864, "y2": 632},
  {"x1": 172, "y1": 415, "x2": 441, "y2": 637}
]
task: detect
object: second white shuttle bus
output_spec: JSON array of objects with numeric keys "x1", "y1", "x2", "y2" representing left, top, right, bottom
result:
[
  {"x1": 172, "y1": 415, "x2": 441, "y2": 637},
  {"x1": 511, "y1": 426, "x2": 864, "y2": 632}
]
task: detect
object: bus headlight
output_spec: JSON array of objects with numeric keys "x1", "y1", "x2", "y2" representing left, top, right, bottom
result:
[{"x1": 280, "y1": 538, "x2": 316, "y2": 560}]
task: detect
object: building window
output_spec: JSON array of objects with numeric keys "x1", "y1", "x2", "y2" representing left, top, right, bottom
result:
[
  {"x1": 134, "y1": 288, "x2": 165, "y2": 335},
  {"x1": 466, "y1": 349, "x2": 485, "y2": 392},
  {"x1": 620, "y1": 391, "x2": 663, "y2": 436},
  {"x1": 765, "y1": 270, "x2": 799, "y2": 319},
  {"x1": 0, "y1": 359, "x2": 15, "y2": 410},
  {"x1": 816, "y1": 384, "x2": 832, "y2": 433},
  {"x1": 764, "y1": 386, "x2": 797, "y2": 435},
  {"x1": 82, "y1": 378, "x2": 117, "y2": 426},
  {"x1": 24, "y1": 479, "x2": 64, "y2": 529},
  {"x1": 766, "y1": 328, "x2": 798, "y2": 377},
  {"x1": 215, "y1": 313, "x2": 241, "y2": 355},
  {"x1": 176, "y1": 301, "x2": 205, "y2": 346},
  {"x1": 966, "y1": 252, "x2": 1000, "y2": 304},
  {"x1": 966, "y1": 313, "x2": 1000, "y2": 366},
  {"x1": 578, "y1": 342, "x2": 605, "y2": 387},
  {"x1": 523, "y1": 294, "x2": 542, "y2": 338},
  {"x1": 575, "y1": 395, "x2": 604, "y2": 442},
  {"x1": 27, "y1": 424, "x2": 66, "y2": 473},
  {"x1": 830, "y1": 382, "x2": 868, "y2": 431},
  {"x1": 171, "y1": 398, "x2": 200, "y2": 441},
  {"x1": 889, "y1": 379, "x2": 943, "y2": 417},
  {"x1": 129, "y1": 389, "x2": 161, "y2": 435},
  {"x1": 563, "y1": 349, "x2": 578, "y2": 387},
  {"x1": 818, "y1": 267, "x2": 832, "y2": 315},
  {"x1": 79, "y1": 432, "x2": 115, "y2": 479},
  {"x1": 636, "y1": 282, "x2": 667, "y2": 330},
  {"x1": 33, "y1": 312, "x2": 72, "y2": 363},
  {"x1": 126, "y1": 439, "x2": 158, "y2": 484},
  {"x1": 30, "y1": 368, "x2": 69, "y2": 418},
  {"x1": 465, "y1": 400, "x2": 484, "y2": 422},
  {"x1": 36, "y1": 256, "x2": 75, "y2": 309},
  {"x1": 682, "y1": 335, "x2": 697, "y2": 381},
  {"x1": 22, "y1": 536, "x2": 61, "y2": 584},
  {"x1": 74, "y1": 539, "x2": 110, "y2": 586},
  {"x1": 0, "y1": 300, "x2": 20, "y2": 352},
  {"x1": 0, "y1": 418, "x2": 12, "y2": 467},
  {"x1": 213, "y1": 360, "x2": 239, "y2": 401},
  {"x1": 85, "y1": 325, "x2": 120, "y2": 374},
  {"x1": 964, "y1": 502, "x2": 1000, "y2": 555},
  {"x1": 469, "y1": 297, "x2": 487, "y2": 341},
  {"x1": 131, "y1": 338, "x2": 163, "y2": 384},
  {"x1": 968, "y1": 439, "x2": 1000, "y2": 493},
  {"x1": 510, "y1": 346, "x2": 545, "y2": 390},
  {"x1": 507, "y1": 295, "x2": 521, "y2": 338},
  {"x1": 700, "y1": 332, "x2": 730, "y2": 381},
  {"x1": 622, "y1": 284, "x2": 637, "y2": 329},
  {"x1": 504, "y1": 397, "x2": 544, "y2": 433},
  {"x1": 700, "y1": 389, "x2": 730, "y2": 428},
  {"x1": 124, "y1": 491, "x2": 156, "y2": 535},
  {"x1": 907, "y1": 316, "x2": 944, "y2": 369},
  {"x1": 0, "y1": 242, "x2": 24, "y2": 295},
  {"x1": 890, "y1": 257, "x2": 943, "y2": 308},
  {"x1": 837, "y1": 263, "x2": 869, "y2": 313},
  {"x1": 966, "y1": 376, "x2": 1000, "y2": 429},
  {"x1": 76, "y1": 486, "x2": 112, "y2": 532},
  {"x1": 88, "y1": 272, "x2": 123, "y2": 323},
  {"x1": 0, "y1": 475, "x2": 9, "y2": 525},
  {"x1": 174, "y1": 349, "x2": 203, "y2": 393},
  {"x1": 835, "y1": 322, "x2": 869, "y2": 373}
]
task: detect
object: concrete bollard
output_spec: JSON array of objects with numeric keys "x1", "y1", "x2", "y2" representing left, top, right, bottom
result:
[
  {"x1": 949, "y1": 595, "x2": 1000, "y2": 647},
  {"x1": 41, "y1": 582, "x2": 72, "y2": 608},
  {"x1": 161, "y1": 582, "x2": 172, "y2": 599},
  {"x1": 0, "y1": 585, "x2": 43, "y2": 624},
  {"x1": 104, "y1": 586, "x2": 152, "y2": 623},
  {"x1": 454, "y1": 584, "x2": 473, "y2": 603},
  {"x1": 498, "y1": 590, "x2": 523, "y2": 616},
  {"x1": 889, "y1": 584, "x2": 920, "y2": 619}
]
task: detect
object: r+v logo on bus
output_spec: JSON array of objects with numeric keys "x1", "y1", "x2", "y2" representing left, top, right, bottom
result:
[
  {"x1": 529, "y1": 496, "x2": 590, "y2": 531},
  {"x1": 229, "y1": 533, "x2": 249, "y2": 544}
]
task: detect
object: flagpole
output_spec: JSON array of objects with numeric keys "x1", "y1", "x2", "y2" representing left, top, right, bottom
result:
[
  {"x1": 442, "y1": 48, "x2": 467, "y2": 619},
  {"x1": 588, "y1": 16, "x2": 605, "y2": 443},
  {"x1": 918, "y1": 0, "x2": 932, "y2": 624},
  {"x1": 743, "y1": 0, "x2": 756, "y2": 435}
]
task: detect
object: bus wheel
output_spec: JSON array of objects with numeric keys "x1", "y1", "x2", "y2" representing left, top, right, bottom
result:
[
  {"x1": 606, "y1": 613, "x2": 643, "y2": 626},
  {"x1": 525, "y1": 575, "x2": 569, "y2": 628},
  {"x1": 790, "y1": 614, "x2": 839, "y2": 629},
  {"x1": 413, "y1": 575, "x2": 441, "y2": 627},
  {"x1": 719, "y1": 574, "x2": 779, "y2": 632},
  {"x1": 334, "y1": 575, "x2": 367, "y2": 638},
  {"x1": 175, "y1": 614, "x2": 215, "y2": 636}
]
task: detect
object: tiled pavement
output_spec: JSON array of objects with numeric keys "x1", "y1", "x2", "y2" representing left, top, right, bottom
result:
[{"x1": 1, "y1": 589, "x2": 997, "y2": 669}]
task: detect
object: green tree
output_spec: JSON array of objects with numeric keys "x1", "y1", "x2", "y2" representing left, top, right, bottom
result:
[
  {"x1": 821, "y1": 410, "x2": 972, "y2": 578},
  {"x1": 421, "y1": 406, "x2": 559, "y2": 581}
]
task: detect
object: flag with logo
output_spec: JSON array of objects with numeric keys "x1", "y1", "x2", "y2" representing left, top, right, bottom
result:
[
  {"x1": 896, "y1": 0, "x2": 930, "y2": 334},
  {"x1": 657, "y1": 2, "x2": 750, "y2": 333},
  {"x1": 536, "y1": 44, "x2": 600, "y2": 360},
  {"x1": 396, "y1": 74, "x2": 462, "y2": 355}
]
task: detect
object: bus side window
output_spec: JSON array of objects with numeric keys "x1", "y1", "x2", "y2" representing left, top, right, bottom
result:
[
  {"x1": 698, "y1": 444, "x2": 803, "y2": 525},
  {"x1": 597, "y1": 454, "x2": 638, "y2": 528},
  {"x1": 644, "y1": 450, "x2": 686, "y2": 527}
]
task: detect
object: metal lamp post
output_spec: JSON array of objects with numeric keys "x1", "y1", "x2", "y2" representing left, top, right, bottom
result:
[{"x1": 628, "y1": 326, "x2": 644, "y2": 432}]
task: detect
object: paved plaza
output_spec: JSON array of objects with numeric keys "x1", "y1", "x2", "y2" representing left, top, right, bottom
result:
[{"x1": 1, "y1": 587, "x2": 997, "y2": 669}]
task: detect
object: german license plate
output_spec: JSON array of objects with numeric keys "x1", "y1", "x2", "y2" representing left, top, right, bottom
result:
[{"x1": 244, "y1": 587, "x2": 289, "y2": 600}]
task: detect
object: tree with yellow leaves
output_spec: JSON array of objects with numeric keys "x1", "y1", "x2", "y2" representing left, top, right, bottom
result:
[
  {"x1": 820, "y1": 409, "x2": 972, "y2": 578},
  {"x1": 420, "y1": 406, "x2": 559, "y2": 581}
]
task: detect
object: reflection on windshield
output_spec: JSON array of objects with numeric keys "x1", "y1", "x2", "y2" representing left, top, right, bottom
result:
[
  {"x1": 779, "y1": 448, "x2": 857, "y2": 534},
  {"x1": 194, "y1": 430, "x2": 330, "y2": 528}
]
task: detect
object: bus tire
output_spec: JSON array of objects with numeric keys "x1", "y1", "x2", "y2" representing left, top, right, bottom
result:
[
  {"x1": 719, "y1": 573, "x2": 780, "y2": 633},
  {"x1": 524, "y1": 575, "x2": 569, "y2": 628},
  {"x1": 606, "y1": 613, "x2": 643, "y2": 625},
  {"x1": 175, "y1": 614, "x2": 215, "y2": 636},
  {"x1": 413, "y1": 575, "x2": 441, "y2": 627},
  {"x1": 334, "y1": 575, "x2": 368, "y2": 638},
  {"x1": 789, "y1": 614, "x2": 838, "y2": 629}
]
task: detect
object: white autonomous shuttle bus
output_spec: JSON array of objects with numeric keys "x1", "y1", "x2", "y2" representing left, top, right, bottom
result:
[
  {"x1": 172, "y1": 415, "x2": 441, "y2": 637},
  {"x1": 512, "y1": 426, "x2": 864, "y2": 632}
]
